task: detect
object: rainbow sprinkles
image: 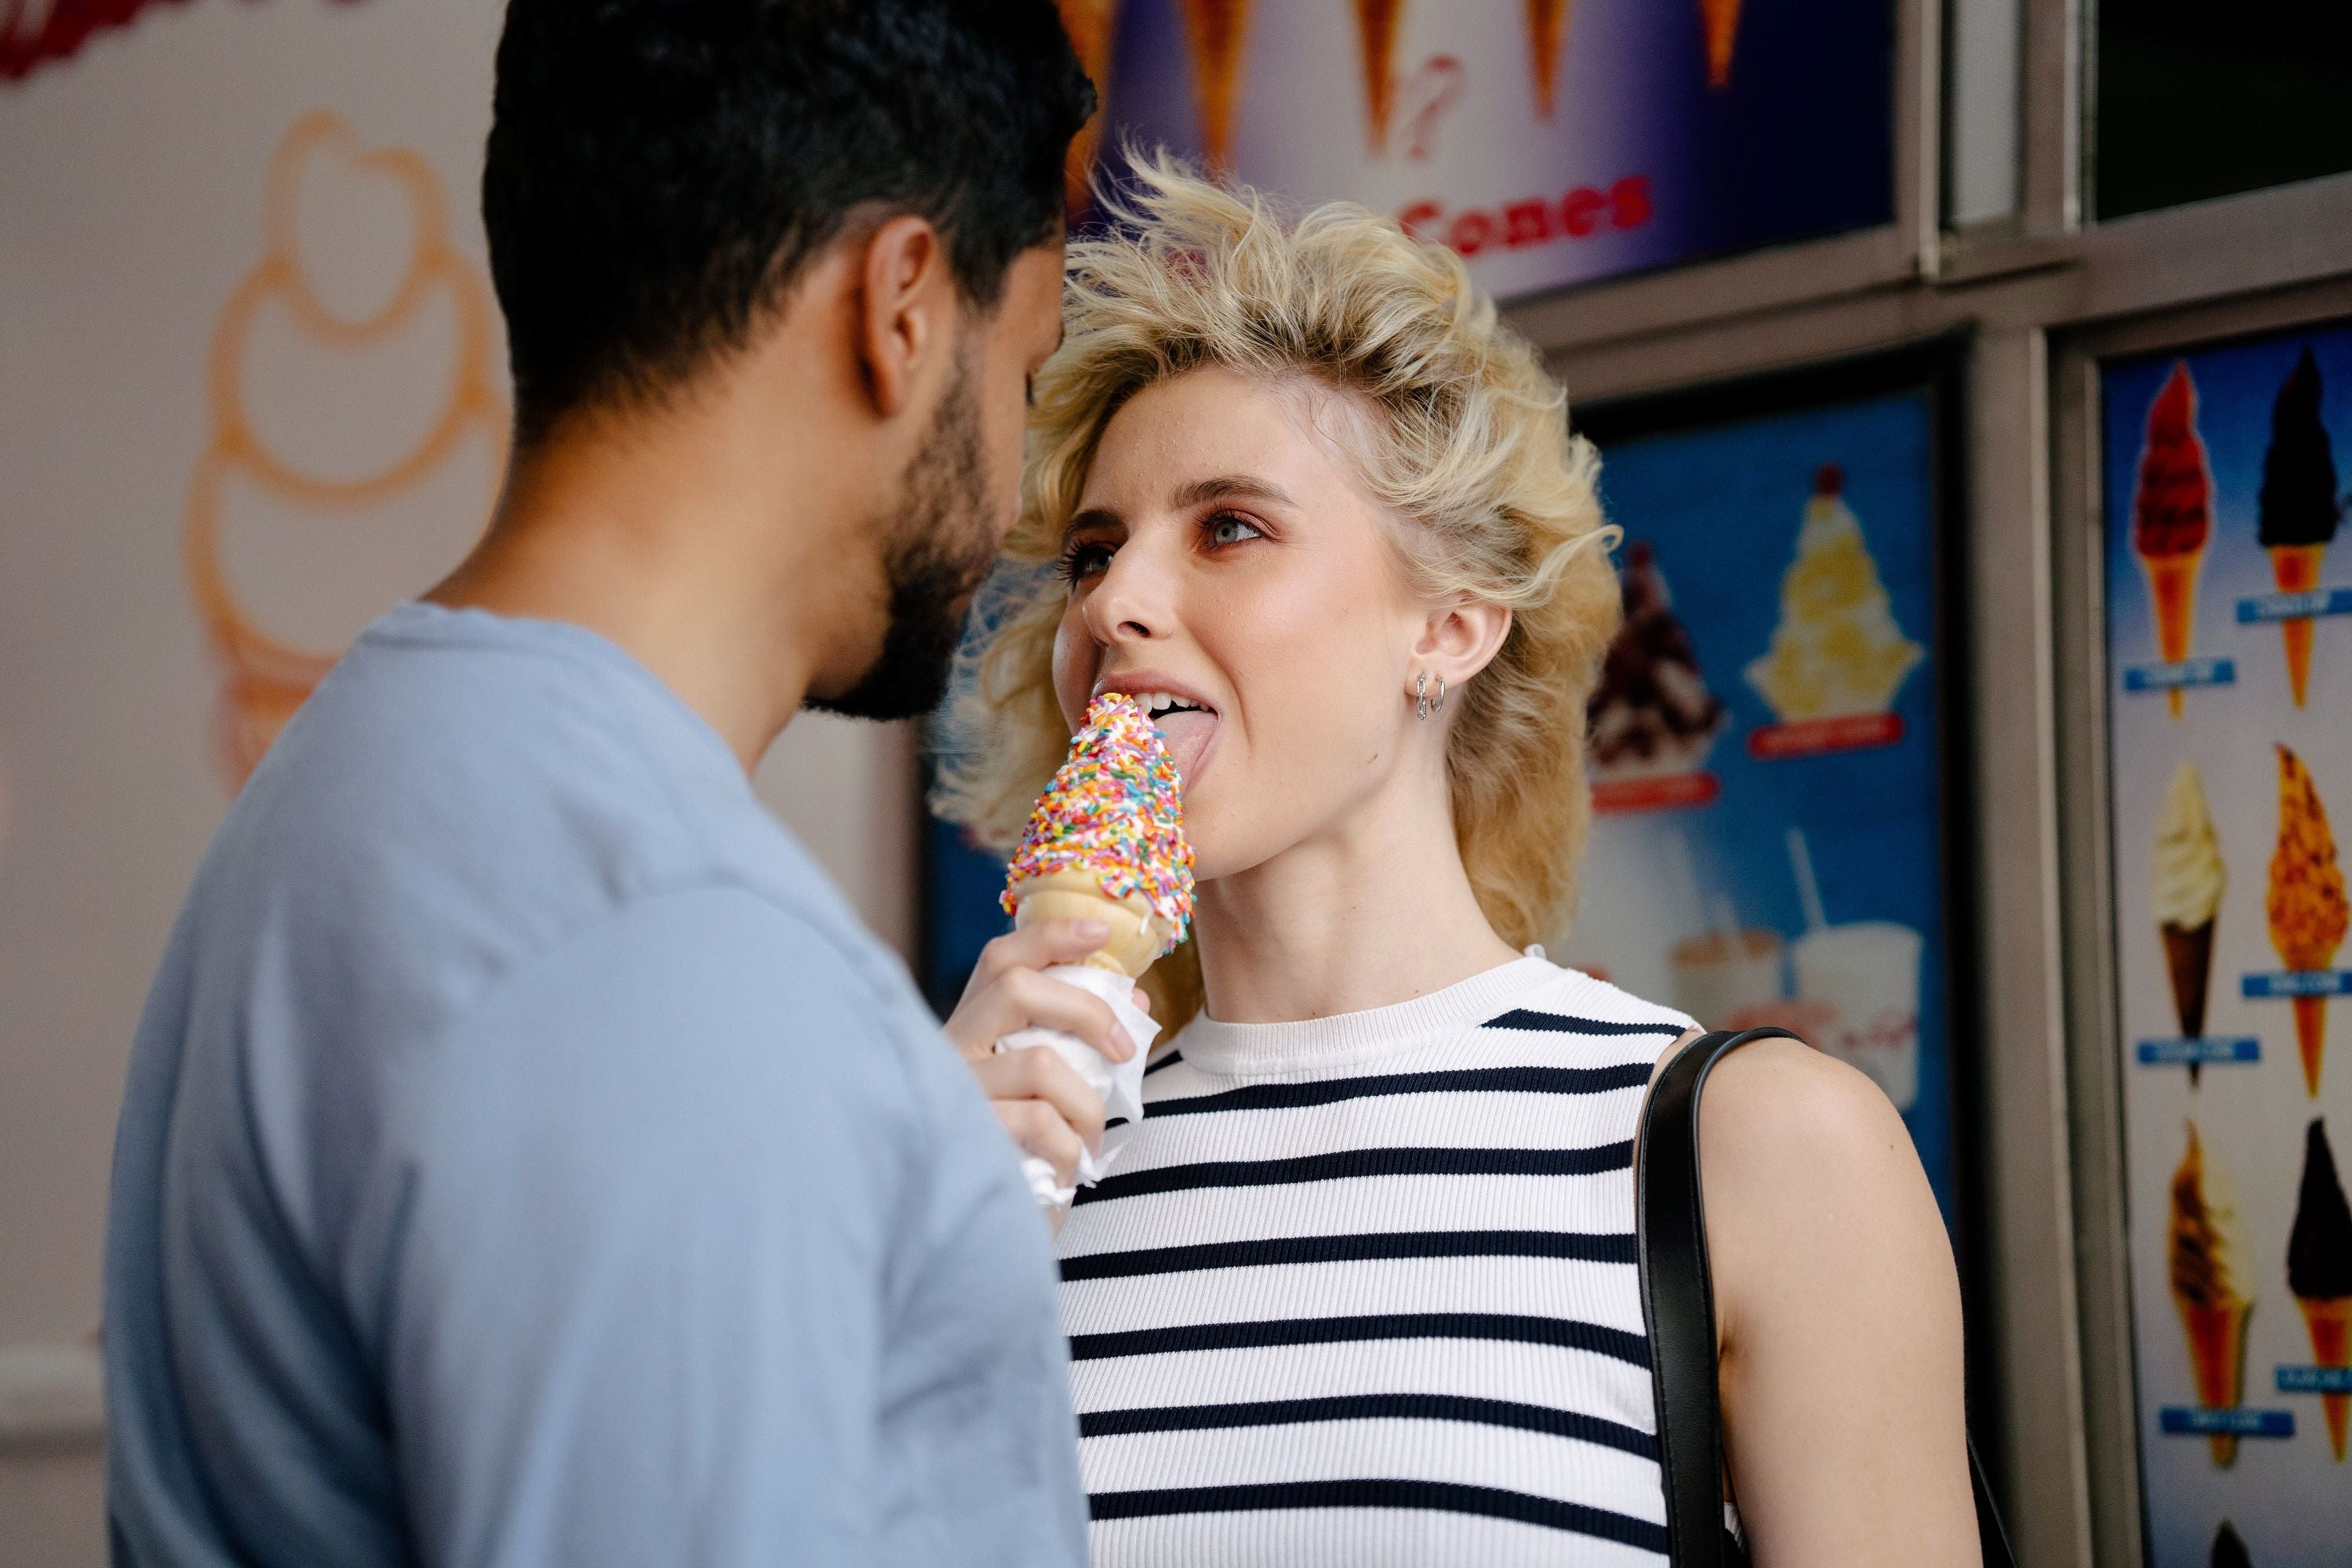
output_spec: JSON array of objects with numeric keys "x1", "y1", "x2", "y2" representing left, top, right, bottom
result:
[{"x1": 1001, "y1": 693, "x2": 1196, "y2": 950}]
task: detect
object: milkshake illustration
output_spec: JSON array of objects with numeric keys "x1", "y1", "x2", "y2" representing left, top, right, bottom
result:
[
  {"x1": 2170, "y1": 1121, "x2": 2252, "y2": 1467},
  {"x1": 1178, "y1": 0, "x2": 1252, "y2": 173},
  {"x1": 2256, "y1": 346, "x2": 2341, "y2": 708},
  {"x1": 1588, "y1": 542, "x2": 1727, "y2": 779},
  {"x1": 2288, "y1": 1119, "x2": 2352, "y2": 1461},
  {"x1": 2153, "y1": 763, "x2": 2226, "y2": 1083},
  {"x1": 2269, "y1": 745, "x2": 2349, "y2": 1096},
  {"x1": 1525, "y1": 0, "x2": 1573, "y2": 119},
  {"x1": 1352, "y1": 0, "x2": 1405, "y2": 152},
  {"x1": 1698, "y1": 0, "x2": 1743, "y2": 87},
  {"x1": 184, "y1": 111, "x2": 506, "y2": 786},
  {"x1": 1052, "y1": 0, "x2": 1121, "y2": 216},
  {"x1": 1745, "y1": 464, "x2": 1924, "y2": 723},
  {"x1": 2130, "y1": 362, "x2": 2214, "y2": 717}
]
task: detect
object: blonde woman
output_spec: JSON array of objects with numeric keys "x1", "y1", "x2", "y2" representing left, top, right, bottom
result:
[{"x1": 936, "y1": 161, "x2": 1976, "y2": 1566}]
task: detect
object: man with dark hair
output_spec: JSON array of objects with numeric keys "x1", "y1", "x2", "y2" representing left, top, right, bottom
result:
[{"x1": 101, "y1": 5, "x2": 1112, "y2": 1564}]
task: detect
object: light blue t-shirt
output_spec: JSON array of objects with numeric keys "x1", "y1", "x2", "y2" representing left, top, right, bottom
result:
[{"x1": 103, "y1": 604, "x2": 1087, "y2": 1568}]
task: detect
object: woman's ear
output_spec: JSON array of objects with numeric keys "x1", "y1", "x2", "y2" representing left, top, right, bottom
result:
[{"x1": 1413, "y1": 598, "x2": 1513, "y2": 689}]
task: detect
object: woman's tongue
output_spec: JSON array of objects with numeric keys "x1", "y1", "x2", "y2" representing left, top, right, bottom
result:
[{"x1": 1152, "y1": 708, "x2": 1217, "y2": 788}]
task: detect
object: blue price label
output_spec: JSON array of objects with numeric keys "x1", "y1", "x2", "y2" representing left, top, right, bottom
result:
[
  {"x1": 2123, "y1": 658, "x2": 2236, "y2": 692},
  {"x1": 2242, "y1": 971, "x2": 2352, "y2": 1000},
  {"x1": 2278, "y1": 1366, "x2": 2352, "y2": 1394},
  {"x1": 2237, "y1": 586, "x2": 2352, "y2": 623},
  {"x1": 2137, "y1": 1037, "x2": 2260, "y2": 1065},
  {"x1": 2159, "y1": 1406, "x2": 2295, "y2": 1437}
]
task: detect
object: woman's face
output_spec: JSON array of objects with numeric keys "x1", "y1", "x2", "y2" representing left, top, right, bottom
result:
[{"x1": 1051, "y1": 365, "x2": 1430, "y2": 880}]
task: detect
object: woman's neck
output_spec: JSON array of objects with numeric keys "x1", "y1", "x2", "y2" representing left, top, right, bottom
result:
[{"x1": 1191, "y1": 764, "x2": 1523, "y2": 1025}]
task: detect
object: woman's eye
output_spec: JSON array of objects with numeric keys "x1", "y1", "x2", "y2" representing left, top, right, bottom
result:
[
  {"x1": 1056, "y1": 542, "x2": 1113, "y2": 583},
  {"x1": 1207, "y1": 512, "x2": 1263, "y2": 547}
]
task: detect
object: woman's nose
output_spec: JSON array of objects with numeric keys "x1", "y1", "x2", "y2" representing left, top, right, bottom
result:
[{"x1": 1082, "y1": 544, "x2": 1173, "y2": 645}]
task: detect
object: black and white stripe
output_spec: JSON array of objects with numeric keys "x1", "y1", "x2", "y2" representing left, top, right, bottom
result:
[{"x1": 1056, "y1": 957, "x2": 1693, "y2": 1567}]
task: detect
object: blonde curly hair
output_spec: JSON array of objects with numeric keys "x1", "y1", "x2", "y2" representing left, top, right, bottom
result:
[{"x1": 933, "y1": 154, "x2": 1621, "y2": 1028}]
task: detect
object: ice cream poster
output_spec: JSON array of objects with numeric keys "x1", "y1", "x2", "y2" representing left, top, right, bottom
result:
[
  {"x1": 2103, "y1": 323, "x2": 2352, "y2": 1566},
  {"x1": 1058, "y1": 0, "x2": 1893, "y2": 301},
  {"x1": 1563, "y1": 381, "x2": 1958, "y2": 1218}
]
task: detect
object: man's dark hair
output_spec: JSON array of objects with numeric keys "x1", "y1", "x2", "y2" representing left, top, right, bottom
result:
[{"x1": 483, "y1": 0, "x2": 1093, "y2": 445}]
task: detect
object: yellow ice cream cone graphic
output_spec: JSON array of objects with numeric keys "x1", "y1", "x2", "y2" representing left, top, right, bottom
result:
[
  {"x1": 1352, "y1": 0, "x2": 1406, "y2": 152},
  {"x1": 1524, "y1": 0, "x2": 1573, "y2": 118},
  {"x1": 2269, "y1": 746, "x2": 2348, "y2": 1097},
  {"x1": 1178, "y1": 0, "x2": 1251, "y2": 173},
  {"x1": 1698, "y1": 0, "x2": 1742, "y2": 88},
  {"x1": 184, "y1": 111, "x2": 505, "y2": 787},
  {"x1": 1052, "y1": 0, "x2": 1120, "y2": 217},
  {"x1": 2171, "y1": 1123, "x2": 2251, "y2": 1466}
]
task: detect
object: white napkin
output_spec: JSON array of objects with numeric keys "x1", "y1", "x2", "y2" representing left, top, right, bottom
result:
[{"x1": 993, "y1": 964, "x2": 1159, "y2": 1210}]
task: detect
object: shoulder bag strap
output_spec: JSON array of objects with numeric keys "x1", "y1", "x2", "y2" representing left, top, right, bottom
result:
[{"x1": 1635, "y1": 1027, "x2": 2017, "y2": 1568}]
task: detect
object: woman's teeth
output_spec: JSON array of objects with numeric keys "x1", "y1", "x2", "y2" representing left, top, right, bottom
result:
[{"x1": 1138, "y1": 692, "x2": 1203, "y2": 718}]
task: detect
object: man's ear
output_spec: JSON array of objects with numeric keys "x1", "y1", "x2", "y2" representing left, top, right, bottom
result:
[
  {"x1": 1414, "y1": 598, "x2": 1513, "y2": 686},
  {"x1": 855, "y1": 214, "x2": 951, "y2": 421}
]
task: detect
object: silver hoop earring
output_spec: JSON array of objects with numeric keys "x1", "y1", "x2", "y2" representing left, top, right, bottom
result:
[{"x1": 1414, "y1": 673, "x2": 1447, "y2": 720}]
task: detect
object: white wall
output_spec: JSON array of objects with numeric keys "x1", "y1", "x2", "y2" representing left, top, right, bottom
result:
[{"x1": 0, "y1": 4, "x2": 915, "y2": 1552}]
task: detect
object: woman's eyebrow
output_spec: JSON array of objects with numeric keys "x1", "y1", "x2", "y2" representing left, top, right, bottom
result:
[
  {"x1": 1171, "y1": 474, "x2": 1298, "y2": 511},
  {"x1": 1063, "y1": 505, "x2": 1122, "y2": 540}
]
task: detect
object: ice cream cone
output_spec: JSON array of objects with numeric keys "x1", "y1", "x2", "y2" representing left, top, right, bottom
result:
[
  {"x1": 1352, "y1": 0, "x2": 1404, "y2": 151},
  {"x1": 2143, "y1": 550, "x2": 2203, "y2": 718},
  {"x1": 1052, "y1": 0, "x2": 1119, "y2": 217},
  {"x1": 1178, "y1": 0, "x2": 1251, "y2": 173},
  {"x1": 2272, "y1": 542, "x2": 2326, "y2": 707},
  {"x1": 2163, "y1": 920, "x2": 2216, "y2": 1083},
  {"x1": 1697, "y1": 0, "x2": 1741, "y2": 87},
  {"x1": 2299, "y1": 993, "x2": 2331, "y2": 1098},
  {"x1": 2302, "y1": 1295, "x2": 2352, "y2": 1461},
  {"x1": 1525, "y1": 0, "x2": 1571, "y2": 119},
  {"x1": 2180, "y1": 1295, "x2": 2251, "y2": 1465},
  {"x1": 1008, "y1": 869, "x2": 1171, "y2": 979}
]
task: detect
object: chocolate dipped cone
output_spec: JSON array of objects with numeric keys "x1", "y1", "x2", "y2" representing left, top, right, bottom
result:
[
  {"x1": 1352, "y1": 0, "x2": 1404, "y2": 151},
  {"x1": 2172, "y1": 1123, "x2": 2251, "y2": 1466},
  {"x1": 1525, "y1": 0, "x2": 1571, "y2": 118},
  {"x1": 2259, "y1": 347, "x2": 2340, "y2": 709},
  {"x1": 1177, "y1": 0, "x2": 1251, "y2": 173},
  {"x1": 2291, "y1": 1120, "x2": 2352, "y2": 1461}
]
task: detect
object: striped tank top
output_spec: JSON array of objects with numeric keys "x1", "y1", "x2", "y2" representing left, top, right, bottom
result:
[{"x1": 1054, "y1": 956, "x2": 1696, "y2": 1566}]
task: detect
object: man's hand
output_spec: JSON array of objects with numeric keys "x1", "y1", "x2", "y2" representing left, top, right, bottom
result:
[{"x1": 942, "y1": 920, "x2": 1152, "y2": 1192}]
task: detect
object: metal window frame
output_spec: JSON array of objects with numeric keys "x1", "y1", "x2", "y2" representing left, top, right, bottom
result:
[{"x1": 1494, "y1": 2, "x2": 2352, "y2": 1563}]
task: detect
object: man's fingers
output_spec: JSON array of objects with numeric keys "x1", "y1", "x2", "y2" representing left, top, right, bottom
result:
[
  {"x1": 972, "y1": 1047, "x2": 1109, "y2": 1147},
  {"x1": 997, "y1": 968, "x2": 1135, "y2": 1063},
  {"x1": 970, "y1": 918, "x2": 1113, "y2": 991}
]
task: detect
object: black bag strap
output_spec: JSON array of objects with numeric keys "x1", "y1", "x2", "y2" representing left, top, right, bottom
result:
[{"x1": 1635, "y1": 1028, "x2": 2016, "y2": 1568}]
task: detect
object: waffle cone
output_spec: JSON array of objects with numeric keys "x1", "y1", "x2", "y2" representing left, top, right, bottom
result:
[
  {"x1": 1525, "y1": 0, "x2": 1571, "y2": 118},
  {"x1": 2299, "y1": 993, "x2": 2330, "y2": 1097},
  {"x1": 1697, "y1": 0, "x2": 1741, "y2": 86},
  {"x1": 2302, "y1": 1295, "x2": 2352, "y2": 1461},
  {"x1": 1353, "y1": 0, "x2": 1403, "y2": 150},
  {"x1": 1008, "y1": 869, "x2": 1172, "y2": 978},
  {"x1": 2143, "y1": 550, "x2": 2203, "y2": 717},
  {"x1": 2180, "y1": 1294, "x2": 2250, "y2": 1466},
  {"x1": 2271, "y1": 543, "x2": 2326, "y2": 707},
  {"x1": 1178, "y1": 0, "x2": 1251, "y2": 172}
]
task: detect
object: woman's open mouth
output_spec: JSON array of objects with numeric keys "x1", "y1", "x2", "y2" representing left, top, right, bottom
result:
[{"x1": 1126, "y1": 689, "x2": 1218, "y2": 788}]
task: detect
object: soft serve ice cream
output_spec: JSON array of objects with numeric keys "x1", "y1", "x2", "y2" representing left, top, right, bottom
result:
[
  {"x1": 997, "y1": 693, "x2": 1195, "y2": 1206},
  {"x1": 1744, "y1": 464, "x2": 1924, "y2": 722},
  {"x1": 2153, "y1": 763, "x2": 2227, "y2": 1076}
]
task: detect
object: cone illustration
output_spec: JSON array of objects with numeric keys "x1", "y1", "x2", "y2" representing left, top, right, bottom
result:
[
  {"x1": 2269, "y1": 746, "x2": 2347, "y2": 1097},
  {"x1": 1525, "y1": 0, "x2": 1572, "y2": 119},
  {"x1": 2131, "y1": 363, "x2": 2214, "y2": 719},
  {"x1": 2258, "y1": 347, "x2": 2340, "y2": 709},
  {"x1": 2290, "y1": 1120, "x2": 2352, "y2": 1461},
  {"x1": 1051, "y1": 0, "x2": 1120, "y2": 218},
  {"x1": 184, "y1": 111, "x2": 506, "y2": 786},
  {"x1": 1351, "y1": 0, "x2": 1405, "y2": 152},
  {"x1": 1177, "y1": 0, "x2": 1251, "y2": 173},
  {"x1": 1697, "y1": 0, "x2": 1742, "y2": 88},
  {"x1": 2172, "y1": 1122, "x2": 2250, "y2": 1466},
  {"x1": 2154, "y1": 764, "x2": 2226, "y2": 1084}
]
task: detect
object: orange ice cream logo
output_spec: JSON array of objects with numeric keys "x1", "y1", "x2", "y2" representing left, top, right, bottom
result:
[
  {"x1": 185, "y1": 111, "x2": 506, "y2": 787},
  {"x1": 2130, "y1": 362, "x2": 2214, "y2": 717}
]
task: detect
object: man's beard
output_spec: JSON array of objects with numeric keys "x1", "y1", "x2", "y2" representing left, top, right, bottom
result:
[{"x1": 804, "y1": 356, "x2": 999, "y2": 722}]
